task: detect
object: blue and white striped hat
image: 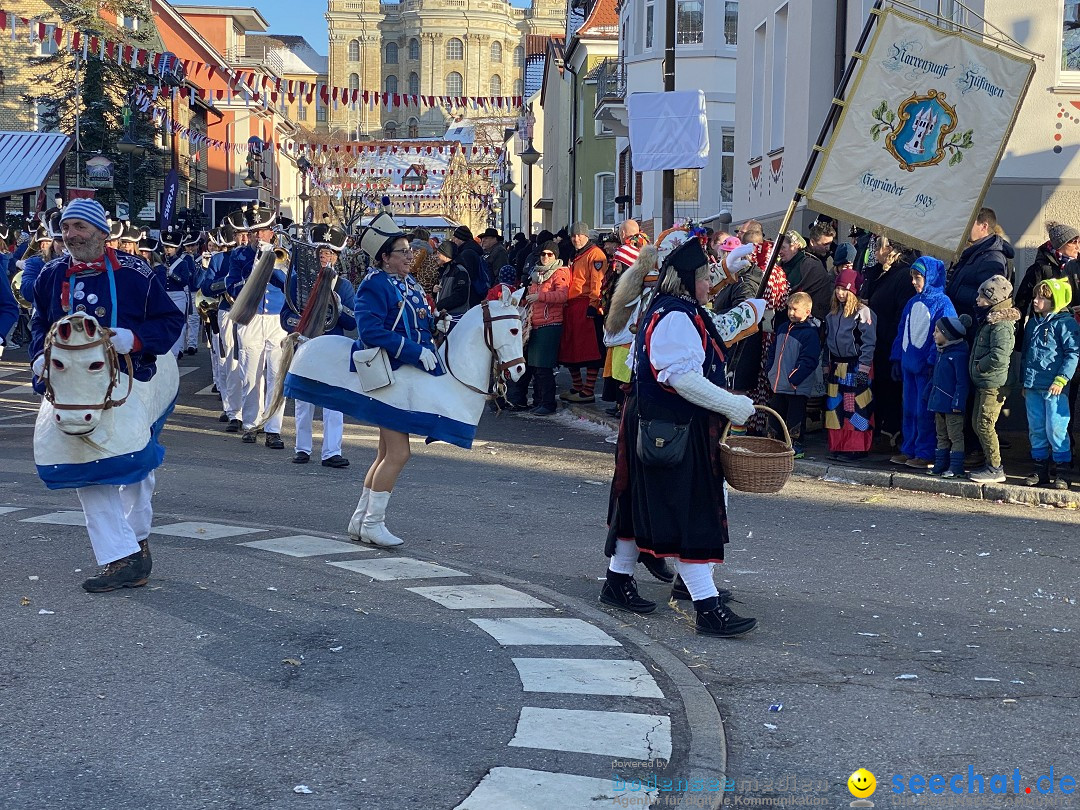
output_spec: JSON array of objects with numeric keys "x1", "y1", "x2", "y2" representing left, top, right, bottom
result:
[{"x1": 59, "y1": 199, "x2": 110, "y2": 236}]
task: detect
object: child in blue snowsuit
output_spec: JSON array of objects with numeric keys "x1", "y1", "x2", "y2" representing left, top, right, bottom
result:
[
  {"x1": 1021, "y1": 278, "x2": 1080, "y2": 489},
  {"x1": 890, "y1": 256, "x2": 957, "y2": 468}
]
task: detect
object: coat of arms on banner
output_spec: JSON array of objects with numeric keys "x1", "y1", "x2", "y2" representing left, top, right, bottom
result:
[{"x1": 870, "y1": 90, "x2": 972, "y2": 171}]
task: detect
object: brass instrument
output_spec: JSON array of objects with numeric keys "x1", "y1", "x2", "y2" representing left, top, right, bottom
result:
[
  {"x1": 284, "y1": 236, "x2": 340, "y2": 334},
  {"x1": 11, "y1": 270, "x2": 32, "y2": 310}
]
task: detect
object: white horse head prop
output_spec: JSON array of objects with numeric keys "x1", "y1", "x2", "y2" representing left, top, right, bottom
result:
[
  {"x1": 41, "y1": 313, "x2": 132, "y2": 435},
  {"x1": 485, "y1": 285, "x2": 527, "y2": 383}
]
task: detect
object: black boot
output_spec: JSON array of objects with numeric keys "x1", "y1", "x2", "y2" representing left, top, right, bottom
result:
[
  {"x1": 82, "y1": 540, "x2": 152, "y2": 593},
  {"x1": 671, "y1": 575, "x2": 732, "y2": 603},
  {"x1": 1023, "y1": 459, "x2": 1049, "y2": 487},
  {"x1": 638, "y1": 553, "x2": 675, "y2": 583},
  {"x1": 531, "y1": 368, "x2": 557, "y2": 415},
  {"x1": 1048, "y1": 462, "x2": 1069, "y2": 491},
  {"x1": 599, "y1": 571, "x2": 657, "y2": 614},
  {"x1": 693, "y1": 596, "x2": 757, "y2": 638}
]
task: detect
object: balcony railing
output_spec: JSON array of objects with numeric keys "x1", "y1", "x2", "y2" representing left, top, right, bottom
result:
[{"x1": 594, "y1": 57, "x2": 626, "y2": 112}]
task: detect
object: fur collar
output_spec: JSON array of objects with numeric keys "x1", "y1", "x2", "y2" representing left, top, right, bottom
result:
[{"x1": 985, "y1": 306, "x2": 1021, "y2": 325}]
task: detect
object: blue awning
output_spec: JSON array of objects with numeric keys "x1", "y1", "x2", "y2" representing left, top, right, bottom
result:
[{"x1": 0, "y1": 131, "x2": 73, "y2": 198}]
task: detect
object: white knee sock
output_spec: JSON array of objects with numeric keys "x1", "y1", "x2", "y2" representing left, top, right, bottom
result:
[
  {"x1": 608, "y1": 538, "x2": 638, "y2": 575},
  {"x1": 675, "y1": 561, "x2": 719, "y2": 601}
]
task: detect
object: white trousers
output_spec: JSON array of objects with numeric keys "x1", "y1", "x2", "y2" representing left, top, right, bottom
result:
[
  {"x1": 294, "y1": 401, "x2": 344, "y2": 459},
  {"x1": 238, "y1": 312, "x2": 286, "y2": 433},
  {"x1": 166, "y1": 290, "x2": 187, "y2": 357},
  {"x1": 184, "y1": 291, "x2": 200, "y2": 350},
  {"x1": 76, "y1": 471, "x2": 156, "y2": 565},
  {"x1": 218, "y1": 310, "x2": 243, "y2": 419},
  {"x1": 208, "y1": 318, "x2": 223, "y2": 393}
]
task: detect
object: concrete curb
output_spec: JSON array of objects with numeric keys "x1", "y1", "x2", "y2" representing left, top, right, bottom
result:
[{"x1": 566, "y1": 404, "x2": 1080, "y2": 510}]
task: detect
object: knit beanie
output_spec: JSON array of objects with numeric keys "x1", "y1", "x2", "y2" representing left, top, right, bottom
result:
[
  {"x1": 60, "y1": 199, "x2": 110, "y2": 236},
  {"x1": 937, "y1": 314, "x2": 971, "y2": 341},
  {"x1": 977, "y1": 275, "x2": 1012, "y2": 306},
  {"x1": 539, "y1": 240, "x2": 559, "y2": 257},
  {"x1": 1048, "y1": 222, "x2": 1080, "y2": 251},
  {"x1": 613, "y1": 242, "x2": 640, "y2": 268},
  {"x1": 452, "y1": 225, "x2": 473, "y2": 241},
  {"x1": 834, "y1": 243, "x2": 857, "y2": 266},
  {"x1": 570, "y1": 221, "x2": 590, "y2": 237},
  {"x1": 834, "y1": 267, "x2": 860, "y2": 293}
]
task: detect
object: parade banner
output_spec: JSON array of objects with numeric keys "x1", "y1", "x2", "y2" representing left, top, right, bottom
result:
[
  {"x1": 160, "y1": 168, "x2": 179, "y2": 229},
  {"x1": 805, "y1": 9, "x2": 1035, "y2": 258}
]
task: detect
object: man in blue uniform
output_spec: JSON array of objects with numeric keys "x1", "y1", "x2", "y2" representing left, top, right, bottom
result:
[
  {"x1": 161, "y1": 226, "x2": 194, "y2": 359},
  {"x1": 281, "y1": 223, "x2": 355, "y2": 468},
  {"x1": 29, "y1": 199, "x2": 183, "y2": 593},
  {"x1": 202, "y1": 214, "x2": 244, "y2": 431},
  {"x1": 181, "y1": 229, "x2": 203, "y2": 355},
  {"x1": 227, "y1": 204, "x2": 288, "y2": 448}
]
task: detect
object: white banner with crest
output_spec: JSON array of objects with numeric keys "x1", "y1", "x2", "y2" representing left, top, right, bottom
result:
[{"x1": 806, "y1": 8, "x2": 1035, "y2": 258}]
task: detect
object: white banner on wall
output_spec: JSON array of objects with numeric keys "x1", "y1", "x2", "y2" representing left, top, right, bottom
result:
[
  {"x1": 627, "y1": 90, "x2": 710, "y2": 172},
  {"x1": 806, "y1": 9, "x2": 1035, "y2": 258}
]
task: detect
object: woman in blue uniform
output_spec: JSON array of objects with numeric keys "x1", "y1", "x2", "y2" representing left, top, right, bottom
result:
[{"x1": 347, "y1": 213, "x2": 443, "y2": 548}]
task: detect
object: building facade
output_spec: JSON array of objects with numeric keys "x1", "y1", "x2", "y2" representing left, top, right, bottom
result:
[
  {"x1": 324, "y1": 0, "x2": 566, "y2": 141},
  {"x1": 734, "y1": 0, "x2": 1080, "y2": 267},
  {"x1": 599, "y1": 0, "x2": 739, "y2": 237}
]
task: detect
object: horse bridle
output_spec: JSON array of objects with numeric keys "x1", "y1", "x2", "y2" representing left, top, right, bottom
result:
[
  {"x1": 42, "y1": 318, "x2": 134, "y2": 412},
  {"x1": 440, "y1": 300, "x2": 525, "y2": 400}
]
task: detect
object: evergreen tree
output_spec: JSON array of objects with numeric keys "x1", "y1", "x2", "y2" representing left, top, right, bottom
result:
[{"x1": 24, "y1": 0, "x2": 164, "y2": 221}]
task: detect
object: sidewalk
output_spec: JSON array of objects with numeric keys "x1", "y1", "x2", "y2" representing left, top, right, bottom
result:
[{"x1": 565, "y1": 400, "x2": 1080, "y2": 510}]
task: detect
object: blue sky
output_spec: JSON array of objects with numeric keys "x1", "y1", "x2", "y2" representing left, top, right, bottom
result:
[{"x1": 225, "y1": 0, "x2": 533, "y2": 56}]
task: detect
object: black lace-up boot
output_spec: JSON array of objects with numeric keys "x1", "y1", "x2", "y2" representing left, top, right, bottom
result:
[{"x1": 599, "y1": 571, "x2": 657, "y2": 614}]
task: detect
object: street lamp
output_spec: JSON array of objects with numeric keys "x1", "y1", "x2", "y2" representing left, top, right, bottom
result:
[
  {"x1": 519, "y1": 139, "x2": 541, "y2": 236},
  {"x1": 116, "y1": 132, "x2": 147, "y2": 222},
  {"x1": 500, "y1": 176, "x2": 515, "y2": 236}
]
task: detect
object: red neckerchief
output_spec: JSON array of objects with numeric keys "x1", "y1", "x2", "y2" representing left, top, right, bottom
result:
[{"x1": 61, "y1": 247, "x2": 119, "y2": 310}]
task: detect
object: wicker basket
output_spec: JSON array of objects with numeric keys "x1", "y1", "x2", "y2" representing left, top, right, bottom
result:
[{"x1": 719, "y1": 405, "x2": 795, "y2": 494}]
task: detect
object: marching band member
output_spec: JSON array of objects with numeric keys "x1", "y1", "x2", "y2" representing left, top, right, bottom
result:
[
  {"x1": 137, "y1": 233, "x2": 168, "y2": 286},
  {"x1": 116, "y1": 222, "x2": 142, "y2": 255},
  {"x1": 181, "y1": 230, "x2": 203, "y2": 355},
  {"x1": 200, "y1": 216, "x2": 243, "y2": 430},
  {"x1": 346, "y1": 213, "x2": 444, "y2": 547},
  {"x1": 16, "y1": 220, "x2": 59, "y2": 304},
  {"x1": 28, "y1": 199, "x2": 183, "y2": 593},
  {"x1": 281, "y1": 223, "x2": 355, "y2": 468},
  {"x1": 161, "y1": 226, "x2": 195, "y2": 360},
  {"x1": 227, "y1": 204, "x2": 288, "y2": 449}
]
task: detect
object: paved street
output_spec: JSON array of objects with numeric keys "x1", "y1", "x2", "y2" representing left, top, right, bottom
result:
[{"x1": 1, "y1": 351, "x2": 1078, "y2": 810}]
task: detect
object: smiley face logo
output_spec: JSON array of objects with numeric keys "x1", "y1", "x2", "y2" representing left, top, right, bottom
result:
[{"x1": 848, "y1": 768, "x2": 877, "y2": 799}]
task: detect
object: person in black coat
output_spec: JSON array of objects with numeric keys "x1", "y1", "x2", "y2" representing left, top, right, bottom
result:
[
  {"x1": 1015, "y1": 224, "x2": 1080, "y2": 332},
  {"x1": 860, "y1": 236, "x2": 919, "y2": 448},
  {"x1": 945, "y1": 208, "x2": 1012, "y2": 321},
  {"x1": 776, "y1": 231, "x2": 831, "y2": 324},
  {"x1": 712, "y1": 262, "x2": 764, "y2": 392}
]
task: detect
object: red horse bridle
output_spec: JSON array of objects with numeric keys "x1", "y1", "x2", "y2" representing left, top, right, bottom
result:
[
  {"x1": 42, "y1": 315, "x2": 133, "y2": 412},
  {"x1": 441, "y1": 300, "x2": 525, "y2": 399}
]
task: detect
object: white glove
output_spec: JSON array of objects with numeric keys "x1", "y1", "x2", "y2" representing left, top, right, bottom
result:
[
  {"x1": 16, "y1": 259, "x2": 26, "y2": 271},
  {"x1": 435, "y1": 312, "x2": 452, "y2": 335},
  {"x1": 109, "y1": 327, "x2": 136, "y2": 355},
  {"x1": 418, "y1": 347, "x2": 438, "y2": 371},
  {"x1": 32, "y1": 354, "x2": 45, "y2": 377},
  {"x1": 671, "y1": 372, "x2": 756, "y2": 425}
]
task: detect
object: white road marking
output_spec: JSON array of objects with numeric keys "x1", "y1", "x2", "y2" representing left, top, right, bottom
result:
[
  {"x1": 0, "y1": 381, "x2": 34, "y2": 395},
  {"x1": 240, "y1": 535, "x2": 370, "y2": 557},
  {"x1": 177, "y1": 367, "x2": 198, "y2": 377},
  {"x1": 470, "y1": 618, "x2": 621, "y2": 647},
  {"x1": 20, "y1": 511, "x2": 86, "y2": 526},
  {"x1": 0, "y1": 507, "x2": 26, "y2": 515},
  {"x1": 452, "y1": 767, "x2": 647, "y2": 809},
  {"x1": 407, "y1": 584, "x2": 552, "y2": 610},
  {"x1": 511, "y1": 658, "x2": 665, "y2": 698},
  {"x1": 328, "y1": 557, "x2": 467, "y2": 580},
  {"x1": 151, "y1": 521, "x2": 264, "y2": 539},
  {"x1": 509, "y1": 707, "x2": 672, "y2": 761},
  {"x1": 194, "y1": 384, "x2": 217, "y2": 396}
]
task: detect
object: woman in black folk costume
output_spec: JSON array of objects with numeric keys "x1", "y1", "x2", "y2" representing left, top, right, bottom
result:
[{"x1": 603, "y1": 238, "x2": 760, "y2": 638}]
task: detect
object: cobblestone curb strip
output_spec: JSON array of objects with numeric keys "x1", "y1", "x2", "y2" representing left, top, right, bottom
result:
[{"x1": 567, "y1": 405, "x2": 1080, "y2": 510}]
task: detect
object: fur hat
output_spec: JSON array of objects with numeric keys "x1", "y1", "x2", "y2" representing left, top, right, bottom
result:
[
  {"x1": 977, "y1": 275, "x2": 1013, "y2": 306},
  {"x1": 360, "y1": 212, "x2": 405, "y2": 260},
  {"x1": 937, "y1": 314, "x2": 971, "y2": 341},
  {"x1": 1048, "y1": 222, "x2": 1080, "y2": 251}
]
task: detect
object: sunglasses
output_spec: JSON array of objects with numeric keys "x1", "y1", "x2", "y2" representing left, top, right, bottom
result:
[{"x1": 539, "y1": 251, "x2": 555, "y2": 257}]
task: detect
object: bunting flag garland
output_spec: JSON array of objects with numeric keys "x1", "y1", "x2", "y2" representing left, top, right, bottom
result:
[{"x1": 3, "y1": 8, "x2": 525, "y2": 115}]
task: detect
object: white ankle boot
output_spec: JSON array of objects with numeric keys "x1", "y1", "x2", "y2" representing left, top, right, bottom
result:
[
  {"x1": 359, "y1": 490, "x2": 404, "y2": 547},
  {"x1": 347, "y1": 488, "x2": 371, "y2": 539}
]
